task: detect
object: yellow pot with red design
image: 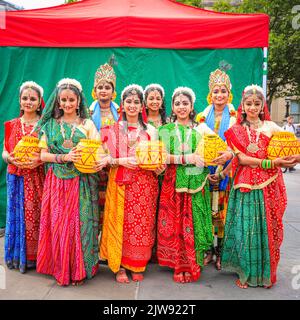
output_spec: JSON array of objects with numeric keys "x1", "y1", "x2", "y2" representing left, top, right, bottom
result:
[
  {"x1": 13, "y1": 136, "x2": 40, "y2": 168},
  {"x1": 267, "y1": 132, "x2": 300, "y2": 160},
  {"x1": 135, "y1": 140, "x2": 167, "y2": 170},
  {"x1": 74, "y1": 139, "x2": 106, "y2": 173},
  {"x1": 196, "y1": 134, "x2": 228, "y2": 166}
]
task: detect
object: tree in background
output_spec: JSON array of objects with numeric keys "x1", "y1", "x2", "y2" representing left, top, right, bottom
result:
[
  {"x1": 64, "y1": 0, "x2": 78, "y2": 3},
  {"x1": 176, "y1": 0, "x2": 203, "y2": 7},
  {"x1": 178, "y1": 0, "x2": 300, "y2": 105}
]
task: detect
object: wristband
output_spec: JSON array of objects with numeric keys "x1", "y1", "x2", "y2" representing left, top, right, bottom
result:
[{"x1": 219, "y1": 172, "x2": 225, "y2": 180}]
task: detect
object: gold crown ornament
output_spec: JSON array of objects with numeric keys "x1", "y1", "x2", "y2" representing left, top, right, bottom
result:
[
  {"x1": 208, "y1": 69, "x2": 232, "y2": 93},
  {"x1": 94, "y1": 54, "x2": 117, "y2": 89},
  {"x1": 94, "y1": 63, "x2": 117, "y2": 89},
  {"x1": 207, "y1": 69, "x2": 233, "y2": 104}
]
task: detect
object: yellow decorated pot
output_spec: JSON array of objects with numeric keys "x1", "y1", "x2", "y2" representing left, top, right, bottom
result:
[
  {"x1": 74, "y1": 139, "x2": 106, "y2": 173},
  {"x1": 267, "y1": 132, "x2": 300, "y2": 160},
  {"x1": 13, "y1": 136, "x2": 40, "y2": 168},
  {"x1": 196, "y1": 134, "x2": 228, "y2": 166},
  {"x1": 136, "y1": 140, "x2": 167, "y2": 171}
]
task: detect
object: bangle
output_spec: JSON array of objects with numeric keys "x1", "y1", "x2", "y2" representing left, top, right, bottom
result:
[
  {"x1": 55, "y1": 154, "x2": 64, "y2": 164},
  {"x1": 110, "y1": 157, "x2": 118, "y2": 167},
  {"x1": 261, "y1": 159, "x2": 273, "y2": 170},
  {"x1": 259, "y1": 159, "x2": 263, "y2": 168},
  {"x1": 3, "y1": 154, "x2": 9, "y2": 164},
  {"x1": 181, "y1": 155, "x2": 186, "y2": 165},
  {"x1": 228, "y1": 150, "x2": 235, "y2": 160}
]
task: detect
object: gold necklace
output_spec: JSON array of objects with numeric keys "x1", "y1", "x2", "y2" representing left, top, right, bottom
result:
[
  {"x1": 248, "y1": 119, "x2": 262, "y2": 129},
  {"x1": 60, "y1": 117, "x2": 79, "y2": 149},
  {"x1": 246, "y1": 126, "x2": 260, "y2": 153}
]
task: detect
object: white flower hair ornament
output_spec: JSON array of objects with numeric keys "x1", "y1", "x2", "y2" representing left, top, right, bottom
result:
[
  {"x1": 172, "y1": 86, "x2": 196, "y2": 105},
  {"x1": 20, "y1": 81, "x2": 44, "y2": 97},
  {"x1": 121, "y1": 84, "x2": 144, "y2": 101},
  {"x1": 57, "y1": 78, "x2": 83, "y2": 92},
  {"x1": 243, "y1": 84, "x2": 265, "y2": 97},
  {"x1": 143, "y1": 83, "x2": 165, "y2": 100}
]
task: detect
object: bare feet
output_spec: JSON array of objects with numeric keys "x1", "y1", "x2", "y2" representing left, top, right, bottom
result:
[
  {"x1": 236, "y1": 279, "x2": 248, "y2": 289},
  {"x1": 131, "y1": 272, "x2": 144, "y2": 282},
  {"x1": 263, "y1": 284, "x2": 273, "y2": 289},
  {"x1": 184, "y1": 272, "x2": 192, "y2": 283},
  {"x1": 116, "y1": 268, "x2": 130, "y2": 284},
  {"x1": 203, "y1": 251, "x2": 213, "y2": 266},
  {"x1": 215, "y1": 256, "x2": 221, "y2": 271},
  {"x1": 173, "y1": 272, "x2": 185, "y2": 283}
]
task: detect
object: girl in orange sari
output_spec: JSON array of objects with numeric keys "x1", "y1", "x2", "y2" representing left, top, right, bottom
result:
[{"x1": 99, "y1": 84, "x2": 161, "y2": 283}]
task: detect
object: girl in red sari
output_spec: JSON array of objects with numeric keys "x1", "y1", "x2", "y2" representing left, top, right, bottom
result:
[
  {"x1": 99, "y1": 84, "x2": 161, "y2": 283},
  {"x1": 222, "y1": 85, "x2": 295, "y2": 289},
  {"x1": 2, "y1": 81, "x2": 44, "y2": 273}
]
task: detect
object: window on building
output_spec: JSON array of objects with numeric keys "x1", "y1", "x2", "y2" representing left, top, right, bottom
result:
[{"x1": 290, "y1": 100, "x2": 300, "y2": 123}]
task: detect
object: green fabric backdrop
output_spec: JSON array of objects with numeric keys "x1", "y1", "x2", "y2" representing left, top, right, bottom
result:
[{"x1": 0, "y1": 46, "x2": 263, "y2": 226}]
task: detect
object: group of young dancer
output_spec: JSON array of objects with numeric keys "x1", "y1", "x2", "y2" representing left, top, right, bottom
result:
[{"x1": 2, "y1": 60, "x2": 299, "y2": 289}]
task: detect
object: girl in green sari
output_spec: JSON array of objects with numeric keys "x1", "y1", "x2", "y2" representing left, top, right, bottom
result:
[
  {"x1": 36, "y1": 78, "x2": 101, "y2": 286},
  {"x1": 157, "y1": 87, "x2": 214, "y2": 283}
]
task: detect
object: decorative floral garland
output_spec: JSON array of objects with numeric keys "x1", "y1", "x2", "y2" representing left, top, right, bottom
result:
[{"x1": 196, "y1": 103, "x2": 236, "y2": 124}]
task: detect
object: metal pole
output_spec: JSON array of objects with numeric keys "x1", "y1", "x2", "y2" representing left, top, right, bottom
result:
[{"x1": 262, "y1": 47, "x2": 268, "y2": 98}]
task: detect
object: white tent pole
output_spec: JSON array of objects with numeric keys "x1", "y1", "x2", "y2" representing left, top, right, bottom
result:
[{"x1": 263, "y1": 47, "x2": 268, "y2": 98}]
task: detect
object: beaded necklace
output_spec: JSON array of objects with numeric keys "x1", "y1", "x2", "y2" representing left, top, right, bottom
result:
[{"x1": 20, "y1": 116, "x2": 40, "y2": 136}]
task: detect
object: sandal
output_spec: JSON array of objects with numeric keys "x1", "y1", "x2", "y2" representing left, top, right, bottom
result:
[
  {"x1": 184, "y1": 272, "x2": 192, "y2": 283},
  {"x1": 131, "y1": 272, "x2": 144, "y2": 282},
  {"x1": 72, "y1": 280, "x2": 84, "y2": 286},
  {"x1": 203, "y1": 250, "x2": 213, "y2": 266},
  {"x1": 173, "y1": 272, "x2": 185, "y2": 283},
  {"x1": 27, "y1": 260, "x2": 36, "y2": 269},
  {"x1": 236, "y1": 279, "x2": 248, "y2": 289},
  {"x1": 116, "y1": 268, "x2": 130, "y2": 284},
  {"x1": 6, "y1": 261, "x2": 14, "y2": 270}
]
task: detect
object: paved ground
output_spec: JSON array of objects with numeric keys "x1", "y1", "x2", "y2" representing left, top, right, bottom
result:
[{"x1": 0, "y1": 165, "x2": 299, "y2": 300}]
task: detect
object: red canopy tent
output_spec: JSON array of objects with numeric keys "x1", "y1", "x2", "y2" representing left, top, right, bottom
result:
[
  {"x1": 0, "y1": 0, "x2": 269, "y2": 225},
  {"x1": 0, "y1": 0, "x2": 269, "y2": 49}
]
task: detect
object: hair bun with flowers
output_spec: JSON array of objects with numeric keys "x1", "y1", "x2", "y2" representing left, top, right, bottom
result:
[
  {"x1": 243, "y1": 84, "x2": 264, "y2": 97},
  {"x1": 143, "y1": 83, "x2": 165, "y2": 100},
  {"x1": 121, "y1": 84, "x2": 144, "y2": 101},
  {"x1": 172, "y1": 86, "x2": 196, "y2": 104},
  {"x1": 57, "y1": 78, "x2": 83, "y2": 92},
  {"x1": 20, "y1": 81, "x2": 44, "y2": 97}
]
